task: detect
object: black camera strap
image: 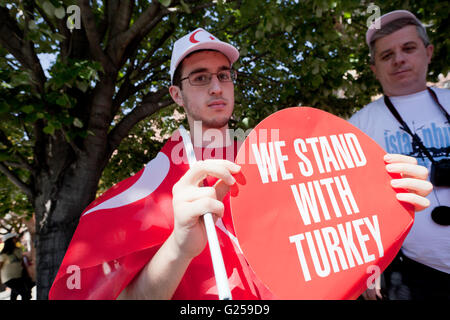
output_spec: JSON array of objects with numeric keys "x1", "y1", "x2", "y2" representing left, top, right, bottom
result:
[
  {"x1": 426, "y1": 87, "x2": 450, "y2": 123},
  {"x1": 383, "y1": 87, "x2": 449, "y2": 165}
]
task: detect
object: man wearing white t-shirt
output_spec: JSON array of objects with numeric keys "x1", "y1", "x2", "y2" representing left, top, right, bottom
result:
[{"x1": 350, "y1": 10, "x2": 449, "y2": 300}]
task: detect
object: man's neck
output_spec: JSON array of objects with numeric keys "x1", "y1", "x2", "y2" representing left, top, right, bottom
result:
[
  {"x1": 384, "y1": 84, "x2": 427, "y2": 97},
  {"x1": 190, "y1": 121, "x2": 232, "y2": 148}
]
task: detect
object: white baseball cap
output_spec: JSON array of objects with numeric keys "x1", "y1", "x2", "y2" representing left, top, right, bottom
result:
[
  {"x1": 170, "y1": 28, "x2": 240, "y2": 83},
  {"x1": 366, "y1": 10, "x2": 423, "y2": 46}
]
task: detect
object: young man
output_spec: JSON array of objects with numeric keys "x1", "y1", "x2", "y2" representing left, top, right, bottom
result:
[
  {"x1": 50, "y1": 28, "x2": 432, "y2": 300},
  {"x1": 50, "y1": 28, "x2": 273, "y2": 300},
  {"x1": 116, "y1": 29, "x2": 270, "y2": 300},
  {"x1": 350, "y1": 10, "x2": 449, "y2": 300}
]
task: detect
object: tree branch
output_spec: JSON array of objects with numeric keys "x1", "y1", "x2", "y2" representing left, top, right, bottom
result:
[
  {"x1": 111, "y1": 22, "x2": 174, "y2": 114},
  {"x1": 108, "y1": 88, "x2": 171, "y2": 152},
  {"x1": 0, "y1": 163, "x2": 33, "y2": 198},
  {"x1": 138, "y1": 56, "x2": 170, "y2": 78},
  {"x1": 3, "y1": 161, "x2": 29, "y2": 170},
  {"x1": 78, "y1": 0, "x2": 115, "y2": 72},
  {"x1": 35, "y1": 2, "x2": 57, "y2": 33},
  {"x1": 135, "y1": 26, "x2": 175, "y2": 73},
  {"x1": 60, "y1": 127, "x2": 83, "y2": 157},
  {"x1": 55, "y1": 11, "x2": 74, "y2": 61},
  {"x1": 112, "y1": 68, "x2": 167, "y2": 116},
  {"x1": 107, "y1": 1, "x2": 163, "y2": 66},
  {"x1": 111, "y1": 15, "x2": 175, "y2": 113},
  {"x1": 0, "y1": 128, "x2": 34, "y2": 173},
  {"x1": 108, "y1": 0, "x2": 133, "y2": 41},
  {"x1": 33, "y1": 119, "x2": 47, "y2": 171},
  {"x1": 0, "y1": 6, "x2": 46, "y2": 93},
  {"x1": 114, "y1": 2, "x2": 160, "y2": 46},
  {"x1": 240, "y1": 51, "x2": 270, "y2": 66},
  {"x1": 108, "y1": 0, "x2": 219, "y2": 72}
]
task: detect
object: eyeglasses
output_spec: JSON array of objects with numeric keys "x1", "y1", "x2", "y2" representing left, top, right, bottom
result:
[{"x1": 180, "y1": 69, "x2": 237, "y2": 86}]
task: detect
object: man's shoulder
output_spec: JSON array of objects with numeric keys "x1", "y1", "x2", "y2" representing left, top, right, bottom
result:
[
  {"x1": 349, "y1": 97, "x2": 385, "y2": 125},
  {"x1": 431, "y1": 86, "x2": 450, "y2": 95},
  {"x1": 431, "y1": 87, "x2": 450, "y2": 103},
  {"x1": 357, "y1": 97, "x2": 384, "y2": 113}
]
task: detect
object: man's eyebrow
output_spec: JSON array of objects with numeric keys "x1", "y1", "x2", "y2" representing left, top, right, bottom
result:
[
  {"x1": 378, "y1": 48, "x2": 392, "y2": 57},
  {"x1": 188, "y1": 65, "x2": 231, "y2": 74},
  {"x1": 402, "y1": 41, "x2": 418, "y2": 47},
  {"x1": 189, "y1": 67, "x2": 208, "y2": 74},
  {"x1": 379, "y1": 41, "x2": 418, "y2": 56},
  {"x1": 218, "y1": 65, "x2": 231, "y2": 71}
]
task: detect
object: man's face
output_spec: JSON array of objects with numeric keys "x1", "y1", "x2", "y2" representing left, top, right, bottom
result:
[
  {"x1": 169, "y1": 51, "x2": 235, "y2": 131},
  {"x1": 370, "y1": 25, "x2": 434, "y2": 96}
]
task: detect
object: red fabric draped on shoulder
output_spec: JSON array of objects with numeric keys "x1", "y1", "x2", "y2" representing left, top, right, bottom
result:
[{"x1": 49, "y1": 131, "x2": 273, "y2": 300}]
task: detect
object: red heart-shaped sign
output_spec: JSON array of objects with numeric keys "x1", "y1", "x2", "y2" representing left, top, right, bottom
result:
[{"x1": 230, "y1": 107, "x2": 414, "y2": 299}]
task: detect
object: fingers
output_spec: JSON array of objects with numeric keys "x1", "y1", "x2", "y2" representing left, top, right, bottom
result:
[
  {"x1": 384, "y1": 153, "x2": 418, "y2": 165},
  {"x1": 175, "y1": 198, "x2": 225, "y2": 223},
  {"x1": 173, "y1": 159, "x2": 240, "y2": 202},
  {"x1": 174, "y1": 182, "x2": 234, "y2": 204},
  {"x1": 385, "y1": 162, "x2": 428, "y2": 180},
  {"x1": 181, "y1": 160, "x2": 240, "y2": 187},
  {"x1": 172, "y1": 159, "x2": 239, "y2": 229},
  {"x1": 396, "y1": 192, "x2": 430, "y2": 212},
  {"x1": 385, "y1": 154, "x2": 432, "y2": 212},
  {"x1": 391, "y1": 178, "x2": 433, "y2": 197},
  {"x1": 175, "y1": 186, "x2": 217, "y2": 202},
  {"x1": 189, "y1": 198, "x2": 225, "y2": 218}
]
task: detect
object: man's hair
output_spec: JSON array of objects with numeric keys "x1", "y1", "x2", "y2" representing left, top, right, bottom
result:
[
  {"x1": 172, "y1": 61, "x2": 185, "y2": 89},
  {"x1": 369, "y1": 17, "x2": 430, "y2": 65},
  {"x1": 0, "y1": 237, "x2": 16, "y2": 255},
  {"x1": 171, "y1": 49, "x2": 229, "y2": 89}
]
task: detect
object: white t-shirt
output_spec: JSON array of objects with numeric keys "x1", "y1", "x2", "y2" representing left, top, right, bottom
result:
[{"x1": 349, "y1": 87, "x2": 450, "y2": 274}]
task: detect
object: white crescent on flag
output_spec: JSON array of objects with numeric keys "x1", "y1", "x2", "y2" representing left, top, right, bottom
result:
[{"x1": 82, "y1": 152, "x2": 170, "y2": 216}]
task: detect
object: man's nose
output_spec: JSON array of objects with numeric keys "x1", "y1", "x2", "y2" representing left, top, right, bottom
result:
[
  {"x1": 393, "y1": 50, "x2": 406, "y2": 66},
  {"x1": 208, "y1": 75, "x2": 223, "y2": 95}
]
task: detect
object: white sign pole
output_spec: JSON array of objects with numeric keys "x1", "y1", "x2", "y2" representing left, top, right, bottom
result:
[{"x1": 178, "y1": 125, "x2": 232, "y2": 300}]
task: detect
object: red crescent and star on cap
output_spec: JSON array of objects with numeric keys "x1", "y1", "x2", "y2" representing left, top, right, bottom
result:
[{"x1": 189, "y1": 30, "x2": 215, "y2": 43}]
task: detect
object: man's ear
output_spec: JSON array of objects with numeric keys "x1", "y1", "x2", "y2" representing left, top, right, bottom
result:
[
  {"x1": 370, "y1": 64, "x2": 378, "y2": 79},
  {"x1": 425, "y1": 44, "x2": 434, "y2": 64},
  {"x1": 169, "y1": 85, "x2": 184, "y2": 107}
]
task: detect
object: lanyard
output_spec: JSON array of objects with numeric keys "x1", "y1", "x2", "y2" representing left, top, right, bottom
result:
[{"x1": 383, "y1": 88, "x2": 449, "y2": 164}]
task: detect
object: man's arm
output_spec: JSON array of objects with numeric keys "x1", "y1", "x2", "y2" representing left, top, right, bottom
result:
[
  {"x1": 117, "y1": 232, "x2": 193, "y2": 300},
  {"x1": 117, "y1": 159, "x2": 240, "y2": 300}
]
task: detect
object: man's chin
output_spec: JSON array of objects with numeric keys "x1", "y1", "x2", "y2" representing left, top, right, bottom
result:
[{"x1": 203, "y1": 119, "x2": 230, "y2": 129}]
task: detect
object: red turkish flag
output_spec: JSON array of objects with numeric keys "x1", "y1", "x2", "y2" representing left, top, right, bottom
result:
[{"x1": 49, "y1": 130, "x2": 273, "y2": 300}]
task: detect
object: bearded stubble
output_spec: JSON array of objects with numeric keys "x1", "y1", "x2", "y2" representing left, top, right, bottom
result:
[
  {"x1": 187, "y1": 110, "x2": 231, "y2": 129},
  {"x1": 182, "y1": 95, "x2": 233, "y2": 130}
]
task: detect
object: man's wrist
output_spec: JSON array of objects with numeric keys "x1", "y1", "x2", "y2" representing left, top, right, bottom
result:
[{"x1": 166, "y1": 232, "x2": 195, "y2": 264}]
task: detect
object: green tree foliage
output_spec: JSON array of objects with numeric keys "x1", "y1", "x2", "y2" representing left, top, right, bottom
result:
[{"x1": 0, "y1": 0, "x2": 447, "y2": 298}]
